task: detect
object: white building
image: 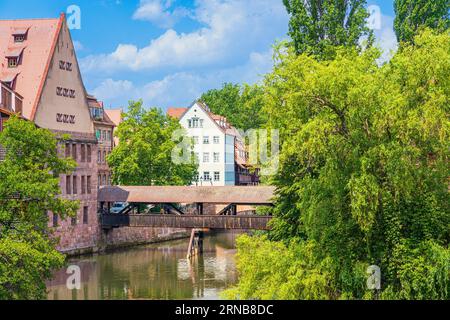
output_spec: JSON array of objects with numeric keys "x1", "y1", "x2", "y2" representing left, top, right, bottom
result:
[{"x1": 168, "y1": 101, "x2": 258, "y2": 186}]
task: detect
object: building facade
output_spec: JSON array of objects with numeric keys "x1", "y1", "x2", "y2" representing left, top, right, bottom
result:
[
  {"x1": 0, "y1": 15, "x2": 100, "y2": 253},
  {"x1": 87, "y1": 94, "x2": 115, "y2": 188},
  {"x1": 167, "y1": 101, "x2": 259, "y2": 186}
]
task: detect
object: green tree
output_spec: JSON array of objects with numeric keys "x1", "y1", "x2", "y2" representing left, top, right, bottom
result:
[
  {"x1": 228, "y1": 30, "x2": 450, "y2": 300},
  {"x1": 394, "y1": 0, "x2": 449, "y2": 44},
  {"x1": 0, "y1": 116, "x2": 78, "y2": 300},
  {"x1": 283, "y1": 0, "x2": 373, "y2": 58},
  {"x1": 200, "y1": 83, "x2": 265, "y2": 131},
  {"x1": 108, "y1": 100, "x2": 197, "y2": 186}
]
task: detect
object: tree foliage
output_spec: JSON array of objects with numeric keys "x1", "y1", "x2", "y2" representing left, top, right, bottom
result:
[
  {"x1": 0, "y1": 116, "x2": 78, "y2": 299},
  {"x1": 108, "y1": 100, "x2": 197, "y2": 186},
  {"x1": 394, "y1": 0, "x2": 449, "y2": 44},
  {"x1": 282, "y1": 0, "x2": 373, "y2": 59},
  {"x1": 200, "y1": 83, "x2": 266, "y2": 131},
  {"x1": 229, "y1": 30, "x2": 450, "y2": 300}
]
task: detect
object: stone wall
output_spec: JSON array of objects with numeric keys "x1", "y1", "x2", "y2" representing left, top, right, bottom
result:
[{"x1": 102, "y1": 227, "x2": 190, "y2": 251}]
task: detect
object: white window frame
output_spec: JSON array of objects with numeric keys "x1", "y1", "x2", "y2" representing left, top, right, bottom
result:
[{"x1": 203, "y1": 153, "x2": 209, "y2": 163}]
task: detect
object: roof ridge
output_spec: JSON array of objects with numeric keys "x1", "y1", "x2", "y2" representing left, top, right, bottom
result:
[{"x1": 0, "y1": 17, "x2": 60, "y2": 22}]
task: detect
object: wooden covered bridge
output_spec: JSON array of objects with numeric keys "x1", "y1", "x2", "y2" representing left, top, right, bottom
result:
[{"x1": 98, "y1": 186, "x2": 275, "y2": 231}]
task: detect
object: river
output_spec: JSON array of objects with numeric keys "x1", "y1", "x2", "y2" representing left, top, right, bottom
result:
[{"x1": 47, "y1": 232, "x2": 240, "y2": 300}]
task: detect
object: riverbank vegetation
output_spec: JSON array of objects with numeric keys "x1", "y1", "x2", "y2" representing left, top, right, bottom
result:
[
  {"x1": 223, "y1": 0, "x2": 449, "y2": 300},
  {"x1": 0, "y1": 117, "x2": 78, "y2": 299}
]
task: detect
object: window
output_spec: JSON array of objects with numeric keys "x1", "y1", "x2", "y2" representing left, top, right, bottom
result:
[
  {"x1": 52, "y1": 213, "x2": 58, "y2": 227},
  {"x1": 98, "y1": 150, "x2": 101, "y2": 164},
  {"x1": 14, "y1": 35, "x2": 25, "y2": 43},
  {"x1": 8, "y1": 58, "x2": 18, "y2": 68},
  {"x1": 103, "y1": 150, "x2": 106, "y2": 163},
  {"x1": 203, "y1": 136, "x2": 209, "y2": 144},
  {"x1": 71, "y1": 215, "x2": 77, "y2": 226},
  {"x1": 188, "y1": 119, "x2": 192, "y2": 128},
  {"x1": 81, "y1": 176, "x2": 86, "y2": 194},
  {"x1": 72, "y1": 176, "x2": 77, "y2": 194},
  {"x1": 103, "y1": 175, "x2": 107, "y2": 186},
  {"x1": 106, "y1": 131, "x2": 111, "y2": 141},
  {"x1": 87, "y1": 176, "x2": 92, "y2": 194},
  {"x1": 87, "y1": 145, "x2": 91, "y2": 162},
  {"x1": 214, "y1": 172, "x2": 220, "y2": 181},
  {"x1": 65, "y1": 143, "x2": 70, "y2": 158},
  {"x1": 193, "y1": 136, "x2": 199, "y2": 144},
  {"x1": 213, "y1": 153, "x2": 220, "y2": 163},
  {"x1": 213, "y1": 136, "x2": 220, "y2": 144},
  {"x1": 200, "y1": 119, "x2": 204, "y2": 128},
  {"x1": 203, "y1": 153, "x2": 209, "y2": 163},
  {"x1": 66, "y1": 176, "x2": 71, "y2": 194},
  {"x1": 102, "y1": 130, "x2": 106, "y2": 141},
  {"x1": 96, "y1": 129, "x2": 101, "y2": 140},
  {"x1": 203, "y1": 172, "x2": 211, "y2": 181},
  {"x1": 98, "y1": 174, "x2": 101, "y2": 187},
  {"x1": 192, "y1": 118, "x2": 199, "y2": 128},
  {"x1": 72, "y1": 143, "x2": 77, "y2": 160},
  {"x1": 80, "y1": 144, "x2": 86, "y2": 162},
  {"x1": 83, "y1": 206, "x2": 89, "y2": 224}
]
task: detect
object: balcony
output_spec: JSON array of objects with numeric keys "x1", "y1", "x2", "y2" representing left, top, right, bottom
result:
[{"x1": 0, "y1": 81, "x2": 23, "y2": 114}]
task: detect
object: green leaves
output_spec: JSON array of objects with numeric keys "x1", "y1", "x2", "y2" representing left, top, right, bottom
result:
[
  {"x1": 0, "y1": 116, "x2": 78, "y2": 299},
  {"x1": 107, "y1": 100, "x2": 197, "y2": 186},
  {"x1": 394, "y1": 0, "x2": 450, "y2": 44},
  {"x1": 200, "y1": 83, "x2": 266, "y2": 131},
  {"x1": 231, "y1": 30, "x2": 450, "y2": 300},
  {"x1": 283, "y1": 0, "x2": 374, "y2": 59}
]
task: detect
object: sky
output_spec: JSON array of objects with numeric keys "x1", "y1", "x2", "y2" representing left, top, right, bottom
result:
[{"x1": 0, "y1": 0, "x2": 398, "y2": 110}]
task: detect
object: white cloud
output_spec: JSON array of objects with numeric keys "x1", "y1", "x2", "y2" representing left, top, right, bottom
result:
[
  {"x1": 73, "y1": 40, "x2": 84, "y2": 51},
  {"x1": 132, "y1": 0, "x2": 191, "y2": 28},
  {"x1": 80, "y1": 0, "x2": 288, "y2": 73},
  {"x1": 91, "y1": 49, "x2": 274, "y2": 109}
]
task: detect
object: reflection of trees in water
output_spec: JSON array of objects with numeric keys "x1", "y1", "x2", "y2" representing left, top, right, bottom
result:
[{"x1": 47, "y1": 233, "x2": 239, "y2": 300}]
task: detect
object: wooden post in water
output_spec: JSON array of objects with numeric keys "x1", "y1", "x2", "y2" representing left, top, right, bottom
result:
[{"x1": 187, "y1": 229, "x2": 205, "y2": 260}]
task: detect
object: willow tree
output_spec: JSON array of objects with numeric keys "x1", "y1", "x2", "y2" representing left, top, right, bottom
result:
[
  {"x1": 283, "y1": 0, "x2": 373, "y2": 59},
  {"x1": 227, "y1": 30, "x2": 450, "y2": 300}
]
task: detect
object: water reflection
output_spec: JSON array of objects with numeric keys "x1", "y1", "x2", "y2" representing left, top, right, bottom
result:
[{"x1": 47, "y1": 232, "x2": 240, "y2": 300}]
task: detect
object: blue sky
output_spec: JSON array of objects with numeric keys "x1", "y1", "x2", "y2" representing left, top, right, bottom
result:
[{"x1": 0, "y1": 0, "x2": 397, "y2": 110}]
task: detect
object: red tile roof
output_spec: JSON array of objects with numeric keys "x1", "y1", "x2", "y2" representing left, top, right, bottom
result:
[
  {"x1": 167, "y1": 107, "x2": 187, "y2": 119},
  {"x1": 0, "y1": 15, "x2": 63, "y2": 120},
  {"x1": 105, "y1": 109, "x2": 123, "y2": 126}
]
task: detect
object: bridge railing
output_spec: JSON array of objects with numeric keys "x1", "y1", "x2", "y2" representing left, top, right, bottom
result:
[{"x1": 100, "y1": 214, "x2": 272, "y2": 230}]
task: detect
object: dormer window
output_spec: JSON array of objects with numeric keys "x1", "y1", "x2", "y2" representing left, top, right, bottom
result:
[
  {"x1": 8, "y1": 58, "x2": 18, "y2": 68},
  {"x1": 6, "y1": 47, "x2": 24, "y2": 68},
  {"x1": 12, "y1": 27, "x2": 29, "y2": 43},
  {"x1": 14, "y1": 35, "x2": 25, "y2": 43}
]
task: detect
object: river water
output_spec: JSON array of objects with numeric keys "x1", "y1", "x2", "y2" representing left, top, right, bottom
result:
[{"x1": 47, "y1": 232, "x2": 239, "y2": 300}]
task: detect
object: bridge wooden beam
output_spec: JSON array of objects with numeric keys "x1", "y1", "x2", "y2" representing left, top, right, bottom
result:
[{"x1": 101, "y1": 214, "x2": 272, "y2": 230}]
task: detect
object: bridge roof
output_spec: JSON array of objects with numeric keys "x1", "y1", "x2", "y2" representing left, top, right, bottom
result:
[{"x1": 98, "y1": 186, "x2": 276, "y2": 204}]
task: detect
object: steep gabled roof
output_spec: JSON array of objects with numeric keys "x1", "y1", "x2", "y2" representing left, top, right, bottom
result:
[{"x1": 0, "y1": 15, "x2": 63, "y2": 120}]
